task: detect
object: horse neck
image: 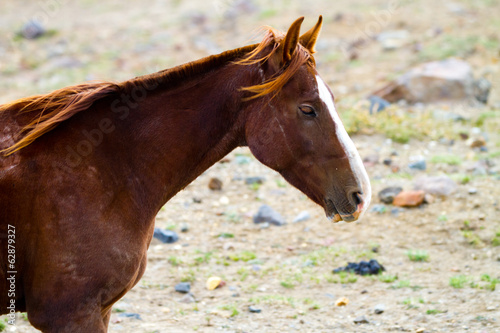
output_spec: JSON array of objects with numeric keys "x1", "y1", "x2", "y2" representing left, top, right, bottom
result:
[{"x1": 114, "y1": 61, "x2": 258, "y2": 213}]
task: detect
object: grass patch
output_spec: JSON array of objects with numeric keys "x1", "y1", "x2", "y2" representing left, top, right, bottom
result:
[
  {"x1": 461, "y1": 231, "x2": 484, "y2": 247},
  {"x1": 407, "y1": 249, "x2": 430, "y2": 262},
  {"x1": 217, "y1": 232, "x2": 234, "y2": 239},
  {"x1": 426, "y1": 309, "x2": 443, "y2": 315},
  {"x1": 219, "y1": 304, "x2": 239, "y2": 317},
  {"x1": 491, "y1": 230, "x2": 500, "y2": 246},
  {"x1": 249, "y1": 295, "x2": 296, "y2": 308},
  {"x1": 168, "y1": 256, "x2": 183, "y2": 266},
  {"x1": 430, "y1": 154, "x2": 462, "y2": 165},
  {"x1": 450, "y1": 275, "x2": 469, "y2": 288},
  {"x1": 229, "y1": 251, "x2": 257, "y2": 262},
  {"x1": 180, "y1": 270, "x2": 196, "y2": 283},
  {"x1": 378, "y1": 274, "x2": 398, "y2": 283}
]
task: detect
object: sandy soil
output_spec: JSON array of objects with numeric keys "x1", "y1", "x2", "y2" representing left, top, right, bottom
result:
[{"x1": 1, "y1": 0, "x2": 499, "y2": 332}]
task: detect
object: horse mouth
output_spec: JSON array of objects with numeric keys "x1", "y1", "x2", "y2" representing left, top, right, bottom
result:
[{"x1": 324, "y1": 199, "x2": 360, "y2": 223}]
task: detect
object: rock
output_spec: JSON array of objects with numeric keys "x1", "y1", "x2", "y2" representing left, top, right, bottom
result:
[
  {"x1": 370, "y1": 204, "x2": 387, "y2": 214},
  {"x1": 153, "y1": 228, "x2": 179, "y2": 244},
  {"x1": 206, "y1": 276, "x2": 222, "y2": 290},
  {"x1": 335, "y1": 297, "x2": 349, "y2": 306},
  {"x1": 367, "y1": 95, "x2": 391, "y2": 114},
  {"x1": 363, "y1": 154, "x2": 379, "y2": 166},
  {"x1": 376, "y1": 30, "x2": 410, "y2": 51},
  {"x1": 253, "y1": 205, "x2": 286, "y2": 226},
  {"x1": 416, "y1": 328, "x2": 426, "y2": 333},
  {"x1": 374, "y1": 304, "x2": 385, "y2": 314},
  {"x1": 393, "y1": 190, "x2": 425, "y2": 207},
  {"x1": 174, "y1": 282, "x2": 191, "y2": 294},
  {"x1": 382, "y1": 158, "x2": 392, "y2": 166},
  {"x1": 208, "y1": 177, "x2": 223, "y2": 190},
  {"x1": 468, "y1": 188, "x2": 477, "y2": 195},
  {"x1": 118, "y1": 313, "x2": 142, "y2": 320},
  {"x1": 333, "y1": 259, "x2": 385, "y2": 275},
  {"x1": 473, "y1": 77, "x2": 491, "y2": 103},
  {"x1": 245, "y1": 176, "x2": 265, "y2": 185},
  {"x1": 378, "y1": 187, "x2": 403, "y2": 204},
  {"x1": 180, "y1": 223, "x2": 189, "y2": 232},
  {"x1": 353, "y1": 315, "x2": 369, "y2": 324},
  {"x1": 467, "y1": 137, "x2": 486, "y2": 148},
  {"x1": 293, "y1": 211, "x2": 311, "y2": 223},
  {"x1": 372, "y1": 58, "x2": 475, "y2": 104},
  {"x1": 178, "y1": 293, "x2": 195, "y2": 304},
  {"x1": 249, "y1": 305, "x2": 261, "y2": 313},
  {"x1": 408, "y1": 160, "x2": 427, "y2": 171},
  {"x1": 193, "y1": 197, "x2": 202, "y2": 203},
  {"x1": 424, "y1": 193, "x2": 435, "y2": 204},
  {"x1": 20, "y1": 20, "x2": 45, "y2": 39},
  {"x1": 414, "y1": 176, "x2": 457, "y2": 196}
]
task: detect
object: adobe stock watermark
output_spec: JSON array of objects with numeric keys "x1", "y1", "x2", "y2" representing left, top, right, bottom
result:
[
  {"x1": 6, "y1": 224, "x2": 16, "y2": 326},
  {"x1": 338, "y1": 0, "x2": 402, "y2": 59}
]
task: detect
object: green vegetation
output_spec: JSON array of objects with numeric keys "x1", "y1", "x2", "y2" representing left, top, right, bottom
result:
[
  {"x1": 430, "y1": 154, "x2": 462, "y2": 165},
  {"x1": 378, "y1": 274, "x2": 398, "y2": 283},
  {"x1": 229, "y1": 251, "x2": 257, "y2": 262},
  {"x1": 168, "y1": 256, "x2": 183, "y2": 266},
  {"x1": 217, "y1": 232, "x2": 234, "y2": 239},
  {"x1": 461, "y1": 231, "x2": 484, "y2": 247},
  {"x1": 450, "y1": 275, "x2": 469, "y2": 288},
  {"x1": 330, "y1": 271, "x2": 358, "y2": 284},
  {"x1": 426, "y1": 309, "x2": 443, "y2": 315},
  {"x1": 407, "y1": 250, "x2": 430, "y2": 262},
  {"x1": 219, "y1": 304, "x2": 239, "y2": 317},
  {"x1": 180, "y1": 270, "x2": 196, "y2": 283},
  {"x1": 491, "y1": 230, "x2": 500, "y2": 246}
]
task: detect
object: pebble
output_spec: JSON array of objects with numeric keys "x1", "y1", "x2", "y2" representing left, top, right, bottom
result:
[
  {"x1": 333, "y1": 259, "x2": 385, "y2": 275},
  {"x1": 374, "y1": 304, "x2": 385, "y2": 314},
  {"x1": 335, "y1": 297, "x2": 349, "y2": 306},
  {"x1": 180, "y1": 223, "x2": 189, "y2": 232},
  {"x1": 206, "y1": 276, "x2": 222, "y2": 290},
  {"x1": 178, "y1": 293, "x2": 195, "y2": 303},
  {"x1": 393, "y1": 190, "x2": 425, "y2": 207},
  {"x1": 118, "y1": 313, "x2": 142, "y2": 320},
  {"x1": 293, "y1": 211, "x2": 311, "y2": 223},
  {"x1": 353, "y1": 315, "x2": 369, "y2": 324},
  {"x1": 378, "y1": 186, "x2": 403, "y2": 204},
  {"x1": 253, "y1": 205, "x2": 286, "y2": 226},
  {"x1": 208, "y1": 177, "x2": 223, "y2": 190},
  {"x1": 370, "y1": 204, "x2": 387, "y2": 214},
  {"x1": 20, "y1": 20, "x2": 45, "y2": 39},
  {"x1": 414, "y1": 175, "x2": 457, "y2": 196},
  {"x1": 249, "y1": 306, "x2": 261, "y2": 313},
  {"x1": 408, "y1": 160, "x2": 427, "y2": 171},
  {"x1": 153, "y1": 228, "x2": 179, "y2": 243},
  {"x1": 192, "y1": 197, "x2": 202, "y2": 203},
  {"x1": 174, "y1": 282, "x2": 191, "y2": 294},
  {"x1": 382, "y1": 158, "x2": 392, "y2": 166},
  {"x1": 416, "y1": 328, "x2": 425, "y2": 333},
  {"x1": 245, "y1": 176, "x2": 265, "y2": 185},
  {"x1": 468, "y1": 188, "x2": 478, "y2": 195}
]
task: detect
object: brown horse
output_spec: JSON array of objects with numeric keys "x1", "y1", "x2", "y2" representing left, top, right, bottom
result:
[{"x1": 0, "y1": 16, "x2": 370, "y2": 332}]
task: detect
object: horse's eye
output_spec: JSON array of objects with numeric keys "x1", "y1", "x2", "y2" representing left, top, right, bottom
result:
[{"x1": 299, "y1": 105, "x2": 317, "y2": 117}]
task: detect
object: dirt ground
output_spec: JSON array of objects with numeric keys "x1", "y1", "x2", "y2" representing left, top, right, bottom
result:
[{"x1": 1, "y1": 0, "x2": 499, "y2": 332}]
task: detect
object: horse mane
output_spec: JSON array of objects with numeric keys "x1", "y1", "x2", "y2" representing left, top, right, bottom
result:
[{"x1": 1, "y1": 27, "x2": 313, "y2": 156}]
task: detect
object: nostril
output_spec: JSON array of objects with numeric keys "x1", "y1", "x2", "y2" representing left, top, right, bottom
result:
[{"x1": 351, "y1": 191, "x2": 363, "y2": 207}]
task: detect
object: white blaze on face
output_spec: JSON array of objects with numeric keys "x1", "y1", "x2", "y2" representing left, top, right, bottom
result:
[{"x1": 315, "y1": 75, "x2": 372, "y2": 219}]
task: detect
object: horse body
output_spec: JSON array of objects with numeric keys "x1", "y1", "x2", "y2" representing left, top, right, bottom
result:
[{"x1": 0, "y1": 17, "x2": 371, "y2": 332}]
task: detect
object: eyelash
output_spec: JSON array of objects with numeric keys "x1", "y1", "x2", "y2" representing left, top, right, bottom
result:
[{"x1": 299, "y1": 105, "x2": 317, "y2": 117}]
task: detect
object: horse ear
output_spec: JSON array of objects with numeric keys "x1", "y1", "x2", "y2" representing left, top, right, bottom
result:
[
  {"x1": 299, "y1": 15, "x2": 323, "y2": 54},
  {"x1": 282, "y1": 17, "x2": 304, "y2": 63}
]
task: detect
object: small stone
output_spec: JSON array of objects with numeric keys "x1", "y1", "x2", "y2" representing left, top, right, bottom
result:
[
  {"x1": 416, "y1": 328, "x2": 425, "y2": 333},
  {"x1": 249, "y1": 306, "x2": 261, "y2": 313},
  {"x1": 118, "y1": 313, "x2": 142, "y2": 320},
  {"x1": 20, "y1": 20, "x2": 45, "y2": 39},
  {"x1": 174, "y1": 282, "x2": 191, "y2": 294},
  {"x1": 370, "y1": 204, "x2": 387, "y2": 214},
  {"x1": 486, "y1": 306, "x2": 497, "y2": 311},
  {"x1": 414, "y1": 175, "x2": 457, "y2": 196},
  {"x1": 408, "y1": 160, "x2": 427, "y2": 171},
  {"x1": 383, "y1": 158, "x2": 392, "y2": 166},
  {"x1": 468, "y1": 188, "x2": 477, "y2": 195},
  {"x1": 378, "y1": 187, "x2": 403, "y2": 204},
  {"x1": 245, "y1": 176, "x2": 265, "y2": 185},
  {"x1": 219, "y1": 196, "x2": 229, "y2": 205},
  {"x1": 393, "y1": 190, "x2": 425, "y2": 207},
  {"x1": 293, "y1": 211, "x2": 311, "y2": 223},
  {"x1": 193, "y1": 197, "x2": 202, "y2": 203},
  {"x1": 259, "y1": 222, "x2": 270, "y2": 229},
  {"x1": 208, "y1": 177, "x2": 223, "y2": 190},
  {"x1": 363, "y1": 154, "x2": 379, "y2": 166},
  {"x1": 180, "y1": 223, "x2": 189, "y2": 232},
  {"x1": 335, "y1": 297, "x2": 349, "y2": 306},
  {"x1": 178, "y1": 293, "x2": 195, "y2": 304},
  {"x1": 424, "y1": 193, "x2": 435, "y2": 204},
  {"x1": 353, "y1": 315, "x2": 369, "y2": 324},
  {"x1": 367, "y1": 95, "x2": 391, "y2": 114},
  {"x1": 153, "y1": 228, "x2": 179, "y2": 244},
  {"x1": 374, "y1": 304, "x2": 385, "y2": 314},
  {"x1": 206, "y1": 276, "x2": 222, "y2": 290},
  {"x1": 253, "y1": 205, "x2": 286, "y2": 226},
  {"x1": 467, "y1": 137, "x2": 486, "y2": 148}
]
